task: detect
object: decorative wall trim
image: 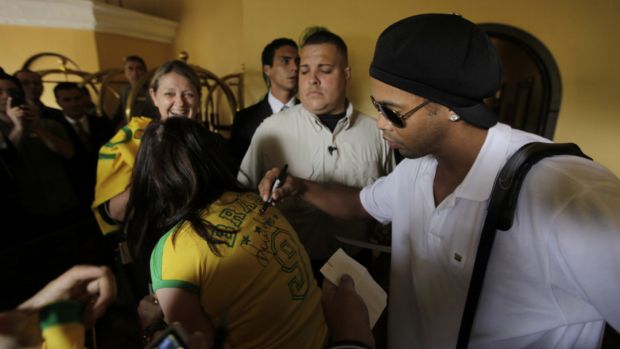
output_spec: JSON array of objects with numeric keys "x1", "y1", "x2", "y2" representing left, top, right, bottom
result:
[{"x1": 0, "y1": 0, "x2": 178, "y2": 43}]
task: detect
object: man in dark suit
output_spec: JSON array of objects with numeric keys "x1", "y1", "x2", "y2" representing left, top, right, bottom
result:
[
  {"x1": 15, "y1": 69, "x2": 64, "y2": 120},
  {"x1": 54, "y1": 82, "x2": 115, "y2": 207},
  {"x1": 230, "y1": 38, "x2": 299, "y2": 164},
  {"x1": 112, "y1": 55, "x2": 158, "y2": 128}
]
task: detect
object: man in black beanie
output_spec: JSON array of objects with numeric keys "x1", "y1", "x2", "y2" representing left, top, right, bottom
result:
[{"x1": 258, "y1": 13, "x2": 620, "y2": 349}]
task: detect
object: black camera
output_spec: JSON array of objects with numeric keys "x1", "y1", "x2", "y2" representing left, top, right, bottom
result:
[{"x1": 9, "y1": 88, "x2": 26, "y2": 108}]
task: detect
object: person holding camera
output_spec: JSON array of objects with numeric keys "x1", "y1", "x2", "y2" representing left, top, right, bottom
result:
[
  {"x1": 0, "y1": 72, "x2": 78, "y2": 234},
  {"x1": 14, "y1": 69, "x2": 64, "y2": 121}
]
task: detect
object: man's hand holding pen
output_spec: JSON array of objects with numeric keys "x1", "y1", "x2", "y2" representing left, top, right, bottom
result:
[{"x1": 259, "y1": 165, "x2": 302, "y2": 209}]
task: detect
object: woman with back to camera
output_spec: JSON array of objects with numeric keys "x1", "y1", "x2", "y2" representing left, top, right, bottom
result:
[
  {"x1": 93, "y1": 60, "x2": 230, "y2": 235},
  {"x1": 124, "y1": 117, "x2": 327, "y2": 348}
]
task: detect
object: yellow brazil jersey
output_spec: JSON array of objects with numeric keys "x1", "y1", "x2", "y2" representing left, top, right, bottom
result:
[
  {"x1": 92, "y1": 116, "x2": 151, "y2": 234},
  {"x1": 150, "y1": 191, "x2": 327, "y2": 349}
]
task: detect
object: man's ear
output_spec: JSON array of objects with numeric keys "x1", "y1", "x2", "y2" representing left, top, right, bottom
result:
[
  {"x1": 263, "y1": 64, "x2": 272, "y2": 86},
  {"x1": 263, "y1": 64, "x2": 272, "y2": 78},
  {"x1": 344, "y1": 67, "x2": 351, "y2": 81}
]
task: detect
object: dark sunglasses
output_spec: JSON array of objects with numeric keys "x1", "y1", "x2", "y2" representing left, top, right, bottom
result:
[{"x1": 370, "y1": 96, "x2": 430, "y2": 128}]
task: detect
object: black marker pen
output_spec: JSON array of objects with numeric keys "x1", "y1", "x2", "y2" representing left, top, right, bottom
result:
[{"x1": 260, "y1": 164, "x2": 288, "y2": 214}]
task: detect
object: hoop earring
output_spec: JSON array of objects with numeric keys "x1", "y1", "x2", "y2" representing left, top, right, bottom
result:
[{"x1": 449, "y1": 114, "x2": 460, "y2": 122}]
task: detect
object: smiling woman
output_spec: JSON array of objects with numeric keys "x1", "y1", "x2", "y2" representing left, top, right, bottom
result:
[
  {"x1": 149, "y1": 73, "x2": 198, "y2": 120},
  {"x1": 92, "y1": 60, "x2": 228, "y2": 235},
  {"x1": 148, "y1": 60, "x2": 201, "y2": 120}
]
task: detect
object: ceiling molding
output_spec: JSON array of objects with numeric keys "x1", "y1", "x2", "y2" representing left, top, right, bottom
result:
[{"x1": 0, "y1": 0, "x2": 178, "y2": 43}]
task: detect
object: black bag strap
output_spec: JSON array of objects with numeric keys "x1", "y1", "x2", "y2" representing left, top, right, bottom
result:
[{"x1": 455, "y1": 142, "x2": 592, "y2": 349}]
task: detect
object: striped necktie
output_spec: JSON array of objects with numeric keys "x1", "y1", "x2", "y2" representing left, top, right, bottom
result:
[{"x1": 74, "y1": 120, "x2": 91, "y2": 152}]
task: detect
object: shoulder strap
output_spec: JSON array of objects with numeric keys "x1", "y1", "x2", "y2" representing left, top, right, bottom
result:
[{"x1": 455, "y1": 142, "x2": 591, "y2": 349}]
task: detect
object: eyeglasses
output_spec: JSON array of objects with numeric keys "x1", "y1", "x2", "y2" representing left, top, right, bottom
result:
[{"x1": 370, "y1": 96, "x2": 430, "y2": 128}]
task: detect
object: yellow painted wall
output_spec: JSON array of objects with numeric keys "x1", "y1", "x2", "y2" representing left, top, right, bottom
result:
[
  {"x1": 94, "y1": 32, "x2": 173, "y2": 70},
  {"x1": 0, "y1": 25, "x2": 174, "y2": 109},
  {"x1": 0, "y1": 25, "x2": 99, "y2": 73},
  {"x1": 174, "y1": 0, "x2": 244, "y2": 76},
  {"x1": 0, "y1": 25, "x2": 100, "y2": 107},
  {"x1": 234, "y1": 0, "x2": 620, "y2": 176}
]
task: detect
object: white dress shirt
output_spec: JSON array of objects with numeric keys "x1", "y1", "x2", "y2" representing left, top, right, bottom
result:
[{"x1": 267, "y1": 91, "x2": 296, "y2": 113}]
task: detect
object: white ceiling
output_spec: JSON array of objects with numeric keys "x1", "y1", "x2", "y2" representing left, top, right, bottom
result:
[{"x1": 94, "y1": 0, "x2": 183, "y2": 21}]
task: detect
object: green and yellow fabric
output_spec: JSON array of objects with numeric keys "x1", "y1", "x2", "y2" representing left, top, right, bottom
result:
[
  {"x1": 92, "y1": 116, "x2": 151, "y2": 234},
  {"x1": 39, "y1": 301, "x2": 84, "y2": 349}
]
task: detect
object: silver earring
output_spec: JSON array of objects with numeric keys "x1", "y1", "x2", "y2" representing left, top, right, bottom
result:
[{"x1": 449, "y1": 114, "x2": 460, "y2": 122}]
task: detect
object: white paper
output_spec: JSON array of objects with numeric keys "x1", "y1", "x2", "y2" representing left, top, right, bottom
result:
[{"x1": 320, "y1": 248, "x2": 387, "y2": 328}]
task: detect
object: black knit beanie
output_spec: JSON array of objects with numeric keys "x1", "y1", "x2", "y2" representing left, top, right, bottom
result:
[{"x1": 370, "y1": 13, "x2": 502, "y2": 128}]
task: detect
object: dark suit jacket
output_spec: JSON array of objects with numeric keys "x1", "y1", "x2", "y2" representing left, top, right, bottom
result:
[
  {"x1": 0, "y1": 133, "x2": 23, "y2": 236},
  {"x1": 39, "y1": 103, "x2": 64, "y2": 121},
  {"x1": 229, "y1": 96, "x2": 273, "y2": 164},
  {"x1": 112, "y1": 85, "x2": 159, "y2": 128},
  {"x1": 58, "y1": 114, "x2": 115, "y2": 206}
]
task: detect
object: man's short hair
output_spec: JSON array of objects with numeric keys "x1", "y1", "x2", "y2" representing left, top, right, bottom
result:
[
  {"x1": 80, "y1": 86, "x2": 91, "y2": 98},
  {"x1": 0, "y1": 72, "x2": 24, "y2": 95},
  {"x1": 262, "y1": 38, "x2": 298, "y2": 67},
  {"x1": 124, "y1": 55, "x2": 147, "y2": 69},
  {"x1": 301, "y1": 30, "x2": 348, "y2": 64},
  {"x1": 261, "y1": 38, "x2": 297, "y2": 84},
  {"x1": 54, "y1": 82, "x2": 80, "y2": 98}
]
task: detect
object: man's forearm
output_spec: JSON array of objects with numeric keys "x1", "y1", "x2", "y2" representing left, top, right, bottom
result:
[{"x1": 298, "y1": 179, "x2": 369, "y2": 220}]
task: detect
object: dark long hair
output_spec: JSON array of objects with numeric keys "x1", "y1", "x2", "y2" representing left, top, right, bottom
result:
[{"x1": 124, "y1": 117, "x2": 240, "y2": 265}]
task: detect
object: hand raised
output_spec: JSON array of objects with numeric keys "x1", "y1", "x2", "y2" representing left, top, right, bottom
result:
[
  {"x1": 258, "y1": 167, "x2": 300, "y2": 204},
  {"x1": 5, "y1": 97, "x2": 25, "y2": 126},
  {"x1": 21, "y1": 105, "x2": 41, "y2": 130}
]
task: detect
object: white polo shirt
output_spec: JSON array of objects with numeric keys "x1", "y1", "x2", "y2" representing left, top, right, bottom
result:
[
  {"x1": 361, "y1": 123, "x2": 620, "y2": 349},
  {"x1": 239, "y1": 102, "x2": 394, "y2": 259}
]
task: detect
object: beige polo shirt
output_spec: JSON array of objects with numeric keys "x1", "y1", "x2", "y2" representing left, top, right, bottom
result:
[{"x1": 238, "y1": 102, "x2": 394, "y2": 259}]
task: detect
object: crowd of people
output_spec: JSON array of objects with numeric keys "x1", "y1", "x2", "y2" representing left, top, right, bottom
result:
[{"x1": 1, "y1": 12, "x2": 620, "y2": 349}]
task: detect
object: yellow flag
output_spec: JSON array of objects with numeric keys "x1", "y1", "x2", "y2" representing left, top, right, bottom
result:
[{"x1": 92, "y1": 117, "x2": 152, "y2": 234}]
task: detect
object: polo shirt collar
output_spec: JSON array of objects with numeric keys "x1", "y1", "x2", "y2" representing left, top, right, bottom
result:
[
  {"x1": 341, "y1": 101, "x2": 355, "y2": 130},
  {"x1": 453, "y1": 123, "x2": 512, "y2": 202},
  {"x1": 302, "y1": 101, "x2": 355, "y2": 133}
]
